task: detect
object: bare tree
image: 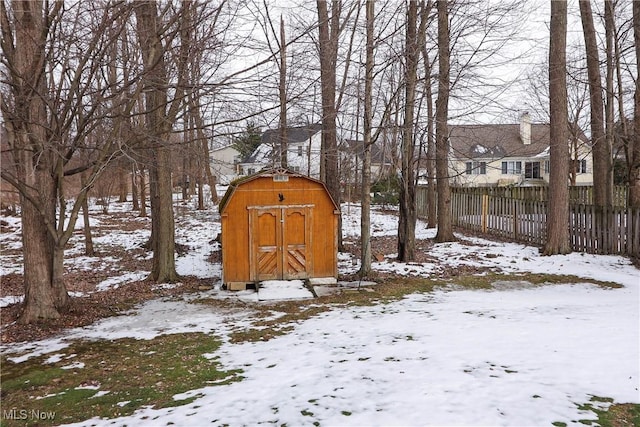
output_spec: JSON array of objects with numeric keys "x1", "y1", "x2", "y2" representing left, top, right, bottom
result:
[
  {"x1": 1, "y1": 0, "x2": 140, "y2": 322},
  {"x1": 397, "y1": 0, "x2": 419, "y2": 261},
  {"x1": 278, "y1": 14, "x2": 288, "y2": 167},
  {"x1": 603, "y1": 0, "x2": 616, "y2": 204},
  {"x1": 579, "y1": 0, "x2": 610, "y2": 207},
  {"x1": 1, "y1": 0, "x2": 63, "y2": 322},
  {"x1": 134, "y1": 0, "x2": 191, "y2": 282},
  {"x1": 434, "y1": 0, "x2": 454, "y2": 243},
  {"x1": 420, "y1": 1, "x2": 437, "y2": 229},
  {"x1": 359, "y1": 0, "x2": 374, "y2": 276},
  {"x1": 316, "y1": 0, "x2": 342, "y2": 246},
  {"x1": 544, "y1": 0, "x2": 571, "y2": 255}
]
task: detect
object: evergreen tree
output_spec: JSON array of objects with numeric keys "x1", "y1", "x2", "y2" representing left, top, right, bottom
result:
[{"x1": 233, "y1": 122, "x2": 263, "y2": 159}]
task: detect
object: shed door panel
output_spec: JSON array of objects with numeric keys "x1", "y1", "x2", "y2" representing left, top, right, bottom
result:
[
  {"x1": 283, "y1": 208, "x2": 311, "y2": 280},
  {"x1": 251, "y1": 209, "x2": 281, "y2": 281}
]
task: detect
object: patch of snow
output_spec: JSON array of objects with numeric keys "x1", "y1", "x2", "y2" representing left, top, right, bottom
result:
[
  {"x1": 61, "y1": 361, "x2": 85, "y2": 370},
  {"x1": 96, "y1": 271, "x2": 148, "y2": 291},
  {"x1": 0, "y1": 295, "x2": 23, "y2": 307},
  {"x1": 472, "y1": 143, "x2": 490, "y2": 154},
  {"x1": 151, "y1": 283, "x2": 179, "y2": 291},
  {"x1": 69, "y1": 291, "x2": 88, "y2": 298},
  {"x1": 90, "y1": 391, "x2": 110, "y2": 398},
  {"x1": 258, "y1": 280, "x2": 314, "y2": 301},
  {"x1": 93, "y1": 229, "x2": 149, "y2": 252},
  {"x1": 35, "y1": 392, "x2": 66, "y2": 400},
  {"x1": 76, "y1": 384, "x2": 100, "y2": 390},
  {"x1": 44, "y1": 353, "x2": 65, "y2": 364}
]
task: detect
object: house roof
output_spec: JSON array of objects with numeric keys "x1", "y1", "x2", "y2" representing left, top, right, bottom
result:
[
  {"x1": 449, "y1": 122, "x2": 590, "y2": 161},
  {"x1": 261, "y1": 123, "x2": 323, "y2": 145},
  {"x1": 243, "y1": 123, "x2": 323, "y2": 164},
  {"x1": 449, "y1": 124, "x2": 552, "y2": 160}
]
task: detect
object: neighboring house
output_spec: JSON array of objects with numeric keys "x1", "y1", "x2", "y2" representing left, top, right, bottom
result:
[
  {"x1": 238, "y1": 123, "x2": 323, "y2": 179},
  {"x1": 341, "y1": 139, "x2": 397, "y2": 184},
  {"x1": 210, "y1": 145, "x2": 243, "y2": 185},
  {"x1": 447, "y1": 112, "x2": 593, "y2": 187}
]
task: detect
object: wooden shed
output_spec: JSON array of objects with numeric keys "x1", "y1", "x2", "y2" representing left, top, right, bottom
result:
[{"x1": 218, "y1": 169, "x2": 339, "y2": 290}]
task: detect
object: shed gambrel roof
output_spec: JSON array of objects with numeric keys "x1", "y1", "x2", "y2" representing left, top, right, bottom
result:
[{"x1": 218, "y1": 168, "x2": 338, "y2": 214}]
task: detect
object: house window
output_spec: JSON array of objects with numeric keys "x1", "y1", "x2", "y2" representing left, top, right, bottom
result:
[
  {"x1": 248, "y1": 168, "x2": 256, "y2": 175},
  {"x1": 544, "y1": 160, "x2": 550, "y2": 174},
  {"x1": 298, "y1": 145, "x2": 303, "y2": 157},
  {"x1": 574, "y1": 159, "x2": 587, "y2": 173},
  {"x1": 292, "y1": 166, "x2": 301, "y2": 172},
  {"x1": 465, "y1": 161, "x2": 486, "y2": 175},
  {"x1": 524, "y1": 161, "x2": 540, "y2": 179},
  {"x1": 501, "y1": 161, "x2": 522, "y2": 175}
]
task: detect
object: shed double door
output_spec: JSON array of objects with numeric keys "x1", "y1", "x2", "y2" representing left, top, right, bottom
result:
[{"x1": 249, "y1": 205, "x2": 313, "y2": 281}]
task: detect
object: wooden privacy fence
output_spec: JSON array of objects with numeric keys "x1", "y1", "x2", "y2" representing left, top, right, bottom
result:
[
  {"x1": 416, "y1": 186, "x2": 639, "y2": 258},
  {"x1": 570, "y1": 204, "x2": 640, "y2": 256},
  {"x1": 450, "y1": 192, "x2": 548, "y2": 246},
  {"x1": 438, "y1": 185, "x2": 628, "y2": 206}
]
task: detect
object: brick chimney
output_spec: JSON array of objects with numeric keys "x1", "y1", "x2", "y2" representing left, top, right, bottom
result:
[{"x1": 520, "y1": 112, "x2": 531, "y2": 145}]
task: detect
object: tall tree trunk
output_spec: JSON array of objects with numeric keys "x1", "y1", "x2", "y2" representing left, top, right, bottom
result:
[
  {"x1": 118, "y1": 164, "x2": 128, "y2": 202},
  {"x1": 398, "y1": 0, "x2": 419, "y2": 261},
  {"x1": 197, "y1": 177, "x2": 204, "y2": 210},
  {"x1": 360, "y1": 0, "x2": 374, "y2": 277},
  {"x1": 203, "y1": 144, "x2": 218, "y2": 203},
  {"x1": 135, "y1": 0, "x2": 179, "y2": 282},
  {"x1": 603, "y1": 0, "x2": 615, "y2": 206},
  {"x1": 19, "y1": 166, "x2": 60, "y2": 322},
  {"x1": 194, "y1": 106, "x2": 217, "y2": 203},
  {"x1": 434, "y1": 0, "x2": 454, "y2": 243},
  {"x1": 316, "y1": 0, "x2": 342, "y2": 248},
  {"x1": 544, "y1": 0, "x2": 571, "y2": 255},
  {"x1": 182, "y1": 150, "x2": 190, "y2": 201},
  {"x1": 80, "y1": 172, "x2": 95, "y2": 256},
  {"x1": 131, "y1": 163, "x2": 140, "y2": 211},
  {"x1": 139, "y1": 167, "x2": 147, "y2": 217},
  {"x1": 148, "y1": 145, "x2": 178, "y2": 281},
  {"x1": 20, "y1": 187, "x2": 59, "y2": 322},
  {"x1": 279, "y1": 15, "x2": 288, "y2": 169},
  {"x1": 421, "y1": 12, "x2": 437, "y2": 229},
  {"x1": 631, "y1": 0, "x2": 640, "y2": 208},
  {"x1": 579, "y1": 0, "x2": 609, "y2": 208}
]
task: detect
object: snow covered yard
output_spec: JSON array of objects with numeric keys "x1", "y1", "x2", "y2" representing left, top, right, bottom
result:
[{"x1": 1, "y1": 197, "x2": 639, "y2": 426}]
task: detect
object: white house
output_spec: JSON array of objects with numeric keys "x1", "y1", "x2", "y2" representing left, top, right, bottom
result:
[
  {"x1": 210, "y1": 145, "x2": 242, "y2": 185},
  {"x1": 239, "y1": 123, "x2": 323, "y2": 179},
  {"x1": 447, "y1": 113, "x2": 594, "y2": 187}
]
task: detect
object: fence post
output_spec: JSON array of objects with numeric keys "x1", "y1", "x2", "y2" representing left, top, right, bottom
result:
[
  {"x1": 481, "y1": 194, "x2": 488, "y2": 233},
  {"x1": 513, "y1": 199, "x2": 518, "y2": 240}
]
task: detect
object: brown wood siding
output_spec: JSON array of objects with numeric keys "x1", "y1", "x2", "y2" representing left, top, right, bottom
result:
[{"x1": 220, "y1": 174, "x2": 338, "y2": 285}]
